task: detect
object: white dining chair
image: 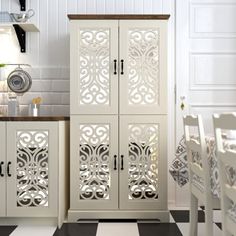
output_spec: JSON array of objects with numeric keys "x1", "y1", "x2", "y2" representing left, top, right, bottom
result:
[
  {"x1": 213, "y1": 113, "x2": 236, "y2": 236},
  {"x1": 183, "y1": 115, "x2": 220, "y2": 236}
]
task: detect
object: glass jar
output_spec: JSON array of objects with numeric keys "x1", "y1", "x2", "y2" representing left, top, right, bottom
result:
[{"x1": 8, "y1": 93, "x2": 19, "y2": 116}]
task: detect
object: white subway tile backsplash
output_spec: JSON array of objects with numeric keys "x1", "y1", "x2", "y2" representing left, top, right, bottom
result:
[
  {"x1": 39, "y1": 105, "x2": 53, "y2": 116},
  {"x1": 19, "y1": 92, "x2": 42, "y2": 105},
  {"x1": 51, "y1": 105, "x2": 70, "y2": 116},
  {"x1": 51, "y1": 80, "x2": 70, "y2": 92},
  {"x1": 20, "y1": 67, "x2": 41, "y2": 79},
  {"x1": 19, "y1": 105, "x2": 30, "y2": 116},
  {"x1": 30, "y1": 80, "x2": 52, "y2": 92},
  {"x1": 0, "y1": 93, "x2": 8, "y2": 105},
  {"x1": 40, "y1": 67, "x2": 70, "y2": 80},
  {"x1": 0, "y1": 81, "x2": 8, "y2": 92},
  {"x1": 61, "y1": 93, "x2": 70, "y2": 105},
  {"x1": 41, "y1": 93, "x2": 66, "y2": 105}
]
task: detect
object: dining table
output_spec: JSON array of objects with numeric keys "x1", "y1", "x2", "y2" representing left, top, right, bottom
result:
[{"x1": 169, "y1": 135, "x2": 236, "y2": 199}]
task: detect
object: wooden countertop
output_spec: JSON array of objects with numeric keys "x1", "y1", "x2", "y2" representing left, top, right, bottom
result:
[
  {"x1": 0, "y1": 116, "x2": 70, "y2": 121},
  {"x1": 68, "y1": 14, "x2": 170, "y2": 20}
]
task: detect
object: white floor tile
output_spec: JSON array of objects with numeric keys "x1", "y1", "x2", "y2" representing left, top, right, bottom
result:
[
  {"x1": 10, "y1": 226, "x2": 57, "y2": 236},
  {"x1": 96, "y1": 223, "x2": 139, "y2": 236},
  {"x1": 168, "y1": 206, "x2": 190, "y2": 211},
  {"x1": 213, "y1": 210, "x2": 222, "y2": 223},
  {"x1": 169, "y1": 214, "x2": 175, "y2": 223},
  {"x1": 177, "y1": 223, "x2": 221, "y2": 236}
]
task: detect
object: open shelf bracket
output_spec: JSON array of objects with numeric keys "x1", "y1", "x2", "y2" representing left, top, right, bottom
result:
[
  {"x1": 19, "y1": 0, "x2": 26, "y2": 11},
  {"x1": 13, "y1": 24, "x2": 26, "y2": 53}
]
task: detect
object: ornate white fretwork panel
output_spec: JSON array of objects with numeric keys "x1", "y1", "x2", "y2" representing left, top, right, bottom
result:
[
  {"x1": 79, "y1": 124, "x2": 111, "y2": 200},
  {"x1": 128, "y1": 124, "x2": 159, "y2": 200},
  {"x1": 128, "y1": 29, "x2": 160, "y2": 106},
  {"x1": 16, "y1": 131, "x2": 49, "y2": 207},
  {"x1": 79, "y1": 29, "x2": 110, "y2": 106}
]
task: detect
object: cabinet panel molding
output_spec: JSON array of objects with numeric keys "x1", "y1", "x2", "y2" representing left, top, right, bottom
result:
[
  {"x1": 119, "y1": 115, "x2": 167, "y2": 210},
  {"x1": 6, "y1": 122, "x2": 58, "y2": 217},
  {"x1": 70, "y1": 115, "x2": 119, "y2": 209},
  {"x1": 119, "y1": 20, "x2": 168, "y2": 114},
  {"x1": 70, "y1": 20, "x2": 119, "y2": 115}
]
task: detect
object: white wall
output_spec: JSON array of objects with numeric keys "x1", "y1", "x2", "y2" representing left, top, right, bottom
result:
[
  {"x1": 0, "y1": 0, "x2": 176, "y2": 204},
  {"x1": 175, "y1": 0, "x2": 236, "y2": 206}
]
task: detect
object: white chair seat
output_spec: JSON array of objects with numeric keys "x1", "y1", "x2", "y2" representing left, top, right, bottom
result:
[{"x1": 227, "y1": 204, "x2": 236, "y2": 223}]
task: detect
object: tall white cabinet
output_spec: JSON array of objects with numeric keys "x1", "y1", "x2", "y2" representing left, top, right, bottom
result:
[{"x1": 69, "y1": 15, "x2": 170, "y2": 221}]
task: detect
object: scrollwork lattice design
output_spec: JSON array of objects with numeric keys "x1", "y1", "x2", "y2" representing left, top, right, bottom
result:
[
  {"x1": 79, "y1": 124, "x2": 110, "y2": 200},
  {"x1": 79, "y1": 29, "x2": 110, "y2": 105},
  {"x1": 128, "y1": 29, "x2": 159, "y2": 105},
  {"x1": 16, "y1": 131, "x2": 49, "y2": 207},
  {"x1": 128, "y1": 124, "x2": 159, "y2": 200}
]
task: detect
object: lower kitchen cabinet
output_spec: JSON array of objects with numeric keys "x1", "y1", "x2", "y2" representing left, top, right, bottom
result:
[
  {"x1": 0, "y1": 120, "x2": 69, "y2": 228},
  {"x1": 69, "y1": 115, "x2": 169, "y2": 221}
]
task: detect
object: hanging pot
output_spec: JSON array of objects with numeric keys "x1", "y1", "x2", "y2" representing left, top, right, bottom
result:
[{"x1": 7, "y1": 67, "x2": 32, "y2": 94}]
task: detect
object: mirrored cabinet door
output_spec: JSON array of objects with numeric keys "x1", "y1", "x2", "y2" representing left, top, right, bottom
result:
[
  {"x1": 119, "y1": 115, "x2": 167, "y2": 210},
  {"x1": 70, "y1": 20, "x2": 119, "y2": 115},
  {"x1": 70, "y1": 115, "x2": 119, "y2": 210},
  {"x1": 119, "y1": 20, "x2": 168, "y2": 115},
  {"x1": 6, "y1": 122, "x2": 58, "y2": 217}
]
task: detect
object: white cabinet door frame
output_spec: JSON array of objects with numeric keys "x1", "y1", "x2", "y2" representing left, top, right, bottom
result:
[
  {"x1": 70, "y1": 115, "x2": 119, "y2": 210},
  {"x1": 70, "y1": 20, "x2": 119, "y2": 115},
  {"x1": 119, "y1": 20, "x2": 168, "y2": 115},
  {"x1": 0, "y1": 122, "x2": 6, "y2": 217},
  {"x1": 119, "y1": 115, "x2": 167, "y2": 210},
  {"x1": 7, "y1": 122, "x2": 58, "y2": 217}
]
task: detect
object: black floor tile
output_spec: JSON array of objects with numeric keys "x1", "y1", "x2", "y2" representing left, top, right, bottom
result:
[
  {"x1": 170, "y1": 210, "x2": 205, "y2": 223},
  {"x1": 0, "y1": 226, "x2": 17, "y2": 236},
  {"x1": 138, "y1": 223, "x2": 182, "y2": 236},
  {"x1": 215, "y1": 223, "x2": 222, "y2": 230},
  {"x1": 53, "y1": 223, "x2": 98, "y2": 236},
  {"x1": 200, "y1": 206, "x2": 220, "y2": 211}
]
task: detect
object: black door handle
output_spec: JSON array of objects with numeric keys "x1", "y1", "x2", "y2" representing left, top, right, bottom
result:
[
  {"x1": 114, "y1": 155, "x2": 117, "y2": 170},
  {"x1": 7, "y1": 162, "x2": 11, "y2": 177},
  {"x1": 120, "y1": 60, "x2": 124, "y2": 75},
  {"x1": 121, "y1": 155, "x2": 124, "y2": 170},
  {"x1": 0, "y1": 161, "x2": 4, "y2": 177},
  {"x1": 113, "y1": 60, "x2": 117, "y2": 75}
]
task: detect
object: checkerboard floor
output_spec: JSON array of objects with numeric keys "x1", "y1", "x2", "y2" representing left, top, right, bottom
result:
[{"x1": 0, "y1": 208, "x2": 222, "y2": 236}]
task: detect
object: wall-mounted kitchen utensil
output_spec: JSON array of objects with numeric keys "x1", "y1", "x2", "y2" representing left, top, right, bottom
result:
[
  {"x1": 7, "y1": 65, "x2": 32, "y2": 94},
  {"x1": 10, "y1": 9, "x2": 35, "y2": 22}
]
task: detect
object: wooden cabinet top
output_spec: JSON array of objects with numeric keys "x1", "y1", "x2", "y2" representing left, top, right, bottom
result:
[
  {"x1": 0, "y1": 116, "x2": 70, "y2": 121},
  {"x1": 68, "y1": 14, "x2": 170, "y2": 20}
]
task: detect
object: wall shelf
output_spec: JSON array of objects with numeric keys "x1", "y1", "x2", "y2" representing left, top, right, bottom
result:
[
  {"x1": 0, "y1": 23, "x2": 39, "y2": 53},
  {"x1": 0, "y1": 23, "x2": 39, "y2": 32}
]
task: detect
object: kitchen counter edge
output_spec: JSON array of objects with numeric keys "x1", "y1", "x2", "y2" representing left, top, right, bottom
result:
[{"x1": 0, "y1": 116, "x2": 70, "y2": 121}]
